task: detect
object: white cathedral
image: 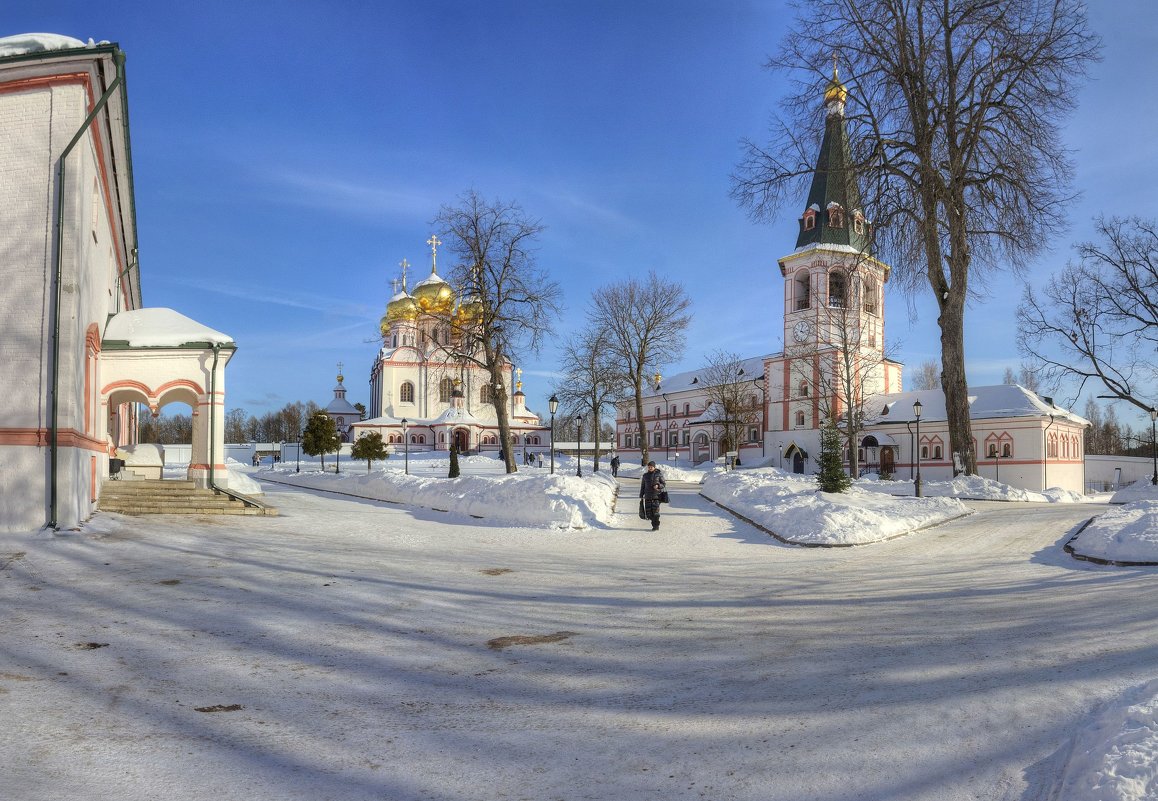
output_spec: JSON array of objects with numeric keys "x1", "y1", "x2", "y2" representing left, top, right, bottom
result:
[
  {"x1": 350, "y1": 237, "x2": 549, "y2": 455},
  {"x1": 616, "y1": 67, "x2": 1088, "y2": 494}
]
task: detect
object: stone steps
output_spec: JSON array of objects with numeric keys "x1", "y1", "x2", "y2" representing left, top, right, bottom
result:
[{"x1": 99, "y1": 479, "x2": 276, "y2": 516}]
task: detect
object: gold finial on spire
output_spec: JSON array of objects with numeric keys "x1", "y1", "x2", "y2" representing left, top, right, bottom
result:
[
  {"x1": 399, "y1": 258, "x2": 410, "y2": 291},
  {"x1": 825, "y1": 51, "x2": 848, "y2": 107},
  {"x1": 337, "y1": 361, "x2": 344, "y2": 383},
  {"x1": 426, "y1": 234, "x2": 442, "y2": 273},
  {"x1": 515, "y1": 367, "x2": 523, "y2": 392}
]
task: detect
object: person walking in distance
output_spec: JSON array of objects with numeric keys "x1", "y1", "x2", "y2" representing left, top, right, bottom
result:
[
  {"x1": 610, "y1": 454, "x2": 620, "y2": 477},
  {"x1": 639, "y1": 460, "x2": 666, "y2": 531}
]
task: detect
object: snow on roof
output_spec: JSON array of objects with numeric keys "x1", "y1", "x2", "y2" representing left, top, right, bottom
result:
[
  {"x1": 863, "y1": 385, "x2": 1089, "y2": 426},
  {"x1": 103, "y1": 308, "x2": 234, "y2": 348},
  {"x1": 0, "y1": 33, "x2": 98, "y2": 58},
  {"x1": 652, "y1": 355, "x2": 770, "y2": 395}
]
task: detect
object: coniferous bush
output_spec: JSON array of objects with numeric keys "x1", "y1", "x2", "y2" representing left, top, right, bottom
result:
[
  {"x1": 817, "y1": 421, "x2": 851, "y2": 493},
  {"x1": 448, "y1": 445, "x2": 460, "y2": 478},
  {"x1": 351, "y1": 431, "x2": 388, "y2": 472}
]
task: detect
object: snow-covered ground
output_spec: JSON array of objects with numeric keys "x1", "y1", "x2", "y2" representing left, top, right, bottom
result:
[{"x1": 5, "y1": 461, "x2": 1158, "y2": 800}]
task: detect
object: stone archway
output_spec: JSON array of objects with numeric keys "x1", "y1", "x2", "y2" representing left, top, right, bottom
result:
[{"x1": 101, "y1": 309, "x2": 235, "y2": 489}]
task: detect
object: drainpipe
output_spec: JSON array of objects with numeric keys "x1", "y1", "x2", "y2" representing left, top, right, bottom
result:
[
  {"x1": 1043, "y1": 413, "x2": 1057, "y2": 491},
  {"x1": 48, "y1": 51, "x2": 125, "y2": 529},
  {"x1": 209, "y1": 343, "x2": 221, "y2": 489}
]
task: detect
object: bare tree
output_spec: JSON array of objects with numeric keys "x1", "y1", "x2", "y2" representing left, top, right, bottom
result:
[
  {"x1": 910, "y1": 360, "x2": 940, "y2": 391},
  {"x1": 588, "y1": 272, "x2": 692, "y2": 465},
  {"x1": 700, "y1": 350, "x2": 764, "y2": 467},
  {"x1": 435, "y1": 191, "x2": 563, "y2": 474},
  {"x1": 1018, "y1": 216, "x2": 1158, "y2": 415},
  {"x1": 553, "y1": 327, "x2": 630, "y2": 472},
  {"x1": 1002, "y1": 365, "x2": 1041, "y2": 392},
  {"x1": 734, "y1": 0, "x2": 1099, "y2": 475}
]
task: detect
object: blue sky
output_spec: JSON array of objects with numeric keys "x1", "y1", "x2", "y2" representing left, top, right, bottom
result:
[{"x1": 12, "y1": 1, "x2": 1158, "y2": 429}]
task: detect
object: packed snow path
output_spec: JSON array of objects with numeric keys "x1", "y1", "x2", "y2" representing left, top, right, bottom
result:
[{"x1": 1, "y1": 483, "x2": 1151, "y2": 801}]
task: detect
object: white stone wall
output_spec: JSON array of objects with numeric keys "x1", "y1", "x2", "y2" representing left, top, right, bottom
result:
[{"x1": 0, "y1": 63, "x2": 131, "y2": 531}]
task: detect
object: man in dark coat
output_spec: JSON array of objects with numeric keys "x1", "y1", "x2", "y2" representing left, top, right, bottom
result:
[
  {"x1": 610, "y1": 454, "x2": 620, "y2": 477},
  {"x1": 639, "y1": 460, "x2": 666, "y2": 531}
]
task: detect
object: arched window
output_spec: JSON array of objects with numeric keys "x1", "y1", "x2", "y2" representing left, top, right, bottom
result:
[
  {"x1": 799, "y1": 381, "x2": 809, "y2": 398},
  {"x1": 439, "y1": 378, "x2": 453, "y2": 402},
  {"x1": 853, "y1": 212, "x2": 865, "y2": 235},
  {"x1": 795, "y1": 411, "x2": 806, "y2": 427},
  {"x1": 481, "y1": 385, "x2": 493, "y2": 404},
  {"x1": 1003, "y1": 443, "x2": 1012, "y2": 457},
  {"x1": 654, "y1": 432, "x2": 662, "y2": 447},
  {"x1": 439, "y1": 432, "x2": 446, "y2": 443},
  {"x1": 399, "y1": 382, "x2": 415, "y2": 403},
  {"x1": 828, "y1": 272, "x2": 847, "y2": 308},
  {"x1": 655, "y1": 407, "x2": 661, "y2": 418},
  {"x1": 933, "y1": 445, "x2": 943, "y2": 460},
  {"x1": 795, "y1": 272, "x2": 810, "y2": 311},
  {"x1": 533, "y1": 436, "x2": 540, "y2": 445},
  {"x1": 827, "y1": 204, "x2": 844, "y2": 228},
  {"x1": 683, "y1": 403, "x2": 690, "y2": 415},
  {"x1": 921, "y1": 445, "x2": 929, "y2": 459},
  {"x1": 802, "y1": 209, "x2": 816, "y2": 231},
  {"x1": 682, "y1": 430, "x2": 690, "y2": 445},
  {"x1": 391, "y1": 334, "x2": 398, "y2": 348}
]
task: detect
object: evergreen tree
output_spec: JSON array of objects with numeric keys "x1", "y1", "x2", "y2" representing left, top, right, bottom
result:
[
  {"x1": 350, "y1": 431, "x2": 387, "y2": 472},
  {"x1": 448, "y1": 445, "x2": 460, "y2": 478},
  {"x1": 817, "y1": 420, "x2": 851, "y2": 493},
  {"x1": 302, "y1": 412, "x2": 340, "y2": 471}
]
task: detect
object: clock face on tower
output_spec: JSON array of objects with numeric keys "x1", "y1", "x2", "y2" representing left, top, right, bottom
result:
[{"x1": 792, "y1": 320, "x2": 812, "y2": 343}]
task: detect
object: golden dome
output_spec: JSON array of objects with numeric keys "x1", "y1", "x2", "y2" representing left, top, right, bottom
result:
[
  {"x1": 411, "y1": 269, "x2": 454, "y2": 315},
  {"x1": 825, "y1": 62, "x2": 848, "y2": 106},
  {"x1": 455, "y1": 296, "x2": 485, "y2": 325},
  {"x1": 381, "y1": 291, "x2": 418, "y2": 334}
]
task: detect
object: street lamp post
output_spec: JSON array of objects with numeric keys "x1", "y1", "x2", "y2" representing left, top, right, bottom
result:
[
  {"x1": 548, "y1": 394, "x2": 558, "y2": 474},
  {"x1": 913, "y1": 399, "x2": 923, "y2": 498},
  {"x1": 576, "y1": 414, "x2": 584, "y2": 477},
  {"x1": 401, "y1": 418, "x2": 409, "y2": 475},
  {"x1": 1150, "y1": 407, "x2": 1157, "y2": 485},
  {"x1": 778, "y1": 443, "x2": 783, "y2": 470},
  {"x1": 990, "y1": 446, "x2": 1000, "y2": 484},
  {"x1": 296, "y1": 430, "x2": 303, "y2": 473}
]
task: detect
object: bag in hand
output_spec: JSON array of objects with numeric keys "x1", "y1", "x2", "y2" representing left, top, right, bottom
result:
[
  {"x1": 659, "y1": 491, "x2": 670, "y2": 504},
  {"x1": 638, "y1": 499, "x2": 648, "y2": 519}
]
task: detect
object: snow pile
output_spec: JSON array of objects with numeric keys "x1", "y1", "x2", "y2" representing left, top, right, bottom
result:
[
  {"x1": 0, "y1": 33, "x2": 89, "y2": 57},
  {"x1": 701, "y1": 468, "x2": 969, "y2": 545},
  {"x1": 1068, "y1": 501, "x2": 1158, "y2": 564},
  {"x1": 103, "y1": 307, "x2": 233, "y2": 347},
  {"x1": 261, "y1": 464, "x2": 617, "y2": 529},
  {"x1": 854, "y1": 473, "x2": 1087, "y2": 502},
  {"x1": 615, "y1": 460, "x2": 708, "y2": 483},
  {"x1": 225, "y1": 459, "x2": 263, "y2": 496},
  {"x1": 1111, "y1": 480, "x2": 1158, "y2": 505},
  {"x1": 1059, "y1": 679, "x2": 1158, "y2": 801}
]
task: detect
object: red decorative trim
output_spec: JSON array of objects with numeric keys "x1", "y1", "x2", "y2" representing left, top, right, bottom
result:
[{"x1": 0, "y1": 427, "x2": 107, "y2": 451}]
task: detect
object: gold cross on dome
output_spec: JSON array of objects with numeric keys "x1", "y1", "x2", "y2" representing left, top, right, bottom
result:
[
  {"x1": 398, "y1": 258, "x2": 410, "y2": 290},
  {"x1": 426, "y1": 234, "x2": 442, "y2": 271}
]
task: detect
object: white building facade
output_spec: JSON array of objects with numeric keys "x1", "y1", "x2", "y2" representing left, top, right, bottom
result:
[{"x1": 0, "y1": 35, "x2": 237, "y2": 532}]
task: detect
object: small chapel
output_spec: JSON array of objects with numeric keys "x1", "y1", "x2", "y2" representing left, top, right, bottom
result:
[
  {"x1": 350, "y1": 236, "x2": 549, "y2": 455},
  {"x1": 616, "y1": 64, "x2": 1088, "y2": 494}
]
